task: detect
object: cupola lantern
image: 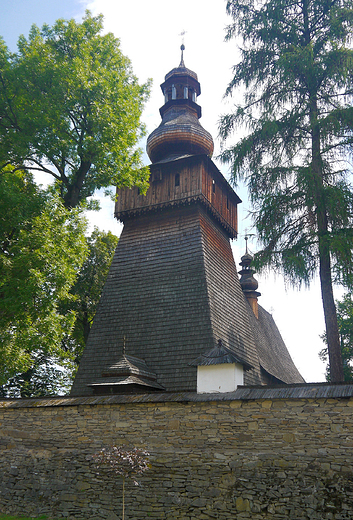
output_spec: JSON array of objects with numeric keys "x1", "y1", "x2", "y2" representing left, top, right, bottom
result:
[{"x1": 146, "y1": 45, "x2": 214, "y2": 164}]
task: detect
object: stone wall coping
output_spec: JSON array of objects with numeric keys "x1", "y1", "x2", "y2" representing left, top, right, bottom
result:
[{"x1": 1, "y1": 382, "x2": 353, "y2": 409}]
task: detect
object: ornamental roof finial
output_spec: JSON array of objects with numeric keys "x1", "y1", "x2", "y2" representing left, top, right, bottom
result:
[
  {"x1": 239, "y1": 234, "x2": 261, "y2": 318},
  {"x1": 244, "y1": 230, "x2": 255, "y2": 255},
  {"x1": 179, "y1": 30, "x2": 187, "y2": 67},
  {"x1": 180, "y1": 44, "x2": 185, "y2": 67}
]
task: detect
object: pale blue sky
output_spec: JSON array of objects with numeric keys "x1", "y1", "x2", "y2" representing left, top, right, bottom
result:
[{"x1": 0, "y1": 0, "x2": 85, "y2": 51}]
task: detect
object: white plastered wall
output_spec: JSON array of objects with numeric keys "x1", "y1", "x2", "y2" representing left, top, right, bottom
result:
[{"x1": 197, "y1": 363, "x2": 244, "y2": 393}]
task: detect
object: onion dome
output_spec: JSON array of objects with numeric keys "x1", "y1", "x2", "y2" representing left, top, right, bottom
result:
[
  {"x1": 238, "y1": 241, "x2": 261, "y2": 319},
  {"x1": 239, "y1": 252, "x2": 259, "y2": 292},
  {"x1": 238, "y1": 236, "x2": 261, "y2": 295},
  {"x1": 147, "y1": 45, "x2": 214, "y2": 164}
]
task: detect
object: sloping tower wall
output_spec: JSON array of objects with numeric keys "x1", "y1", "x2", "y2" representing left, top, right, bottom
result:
[{"x1": 71, "y1": 199, "x2": 262, "y2": 396}]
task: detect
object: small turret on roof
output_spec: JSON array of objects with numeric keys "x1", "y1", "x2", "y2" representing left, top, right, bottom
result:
[{"x1": 239, "y1": 237, "x2": 261, "y2": 318}]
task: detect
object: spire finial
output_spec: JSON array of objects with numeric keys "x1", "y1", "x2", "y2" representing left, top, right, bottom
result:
[
  {"x1": 123, "y1": 335, "x2": 126, "y2": 355},
  {"x1": 239, "y1": 232, "x2": 261, "y2": 318},
  {"x1": 179, "y1": 30, "x2": 187, "y2": 67},
  {"x1": 244, "y1": 229, "x2": 255, "y2": 255}
]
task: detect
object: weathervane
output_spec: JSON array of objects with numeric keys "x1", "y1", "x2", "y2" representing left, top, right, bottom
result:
[{"x1": 179, "y1": 30, "x2": 187, "y2": 44}]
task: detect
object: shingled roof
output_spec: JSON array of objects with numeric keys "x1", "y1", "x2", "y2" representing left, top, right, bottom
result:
[
  {"x1": 89, "y1": 354, "x2": 165, "y2": 393},
  {"x1": 190, "y1": 339, "x2": 253, "y2": 370},
  {"x1": 71, "y1": 199, "x2": 304, "y2": 396},
  {"x1": 71, "y1": 202, "x2": 265, "y2": 395},
  {"x1": 246, "y1": 303, "x2": 305, "y2": 384},
  {"x1": 70, "y1": 52, "x2": 304, "y2": 396}
]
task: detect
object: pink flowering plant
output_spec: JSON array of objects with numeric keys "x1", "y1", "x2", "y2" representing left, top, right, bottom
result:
[{"x1": 92, "y1": 445, "x2": 150, "y2": 519}]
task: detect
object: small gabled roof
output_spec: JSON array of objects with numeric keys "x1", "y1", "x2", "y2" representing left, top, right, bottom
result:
[
  {"x1": 190, "y1": 340, "x2": 253, "y2": 371},
  {"x1": 89, "y1": 354, "x2": 165, "y2": 392},
  {"x1": 89, "y1": 376, "x2": 165, "y2": 391},
  {"x1": 102, "y1": 354, "x2": 155, "y2": 379}
]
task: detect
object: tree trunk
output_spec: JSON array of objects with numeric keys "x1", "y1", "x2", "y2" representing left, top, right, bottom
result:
[
  {"x1": 310, "y1": 92, "x2": 344, "y2": 382},
  {"x1": 318, "y1": 233, "x2": 344, "y2": 381},
  {"x1": 63, "y1": 160, "x2": 91, "y2": 208}
]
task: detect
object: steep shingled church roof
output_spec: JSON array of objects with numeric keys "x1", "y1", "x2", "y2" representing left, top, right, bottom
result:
[{"x1": 70, "y1": 48, "x2": 304, "y2": 397}]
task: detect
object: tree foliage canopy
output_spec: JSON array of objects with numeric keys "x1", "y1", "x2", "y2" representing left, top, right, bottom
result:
[
  {"x1": 0, "y1": 167, "x2": 88, "y2": 387},
  {"x1": 0, "y1": 12, "x2": 150, "y2": 208},
  {"x1": 0, "y1": 203, "x2": 118, "y2": 396},
  {"x1": 60, "y1": 227, "x2": 119, "y2": 367},
  {"x1": 0, "y1": 12, "x2": 145, "y2": 394},
  {"x1": 220, "y1": 0, "x2": 353, "y2": 381}
]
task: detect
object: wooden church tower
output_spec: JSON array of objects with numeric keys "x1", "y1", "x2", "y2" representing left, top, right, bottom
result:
[{"x1": 71, "y1": 48, "x2": 303, "y2": 396}]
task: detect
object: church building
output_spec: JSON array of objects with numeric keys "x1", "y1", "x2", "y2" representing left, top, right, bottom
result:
[{"x1": 70, "y1": 48, "x2": 304, "y2": 396}]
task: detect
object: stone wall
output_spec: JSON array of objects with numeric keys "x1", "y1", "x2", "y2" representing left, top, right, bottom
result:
[{"x1": 0, "y1": 390, "x2": 353, "y2": 519}]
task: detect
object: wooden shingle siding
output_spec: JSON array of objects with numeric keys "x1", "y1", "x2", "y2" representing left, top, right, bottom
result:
[
  {"x1": 198, "y1": 212, "x2": 261, "y2": 386},
  {"x1": 71, "y1": 204, "x2": 262, "y2": 396},
  {"x1": 115, "y1": 155, "x2": 239, "y2": 238},
  {"x1": 72, "y1": 155, "x2": 303, "y2": 395}
]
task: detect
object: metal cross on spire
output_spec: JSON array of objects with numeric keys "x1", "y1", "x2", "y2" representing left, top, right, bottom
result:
[
  {"x1": 179, "y1": 30, "x2": 187, "y2": 67},
  {"x1": 244, "y1": 229, "x2": 255, "y2": 254},
  {"x1": 179, "y1": 29, "x2": 187, "y2": 43}
]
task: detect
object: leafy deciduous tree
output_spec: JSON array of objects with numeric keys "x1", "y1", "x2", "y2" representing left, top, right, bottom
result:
[
  {"x1": 219, "y1": 0, "x2": 353, "y2": 381},
  {"x1": 60, "y1": 227, "x2": 119, "y2": 367},
  {"x1": 0, "y1": 353, "x2": 73, "y2": 398},
  {"x1": 0, "y1": 11, "x2": 150, "y2": 208},
  {"x1": 0, "y1": 221, "x2": 119, "y2": 396},
  {"x1": 0, "y1": 168, "x2": 87, "y2": 387}
]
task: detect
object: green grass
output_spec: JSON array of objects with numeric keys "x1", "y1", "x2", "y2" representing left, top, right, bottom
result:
[{"x1": 0, "y1": 516, "x2": 49, "y2": 520}]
